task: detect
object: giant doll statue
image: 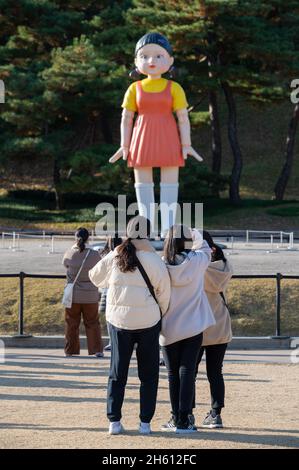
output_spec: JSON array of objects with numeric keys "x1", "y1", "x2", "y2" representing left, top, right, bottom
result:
[{"x1": 109, "y1": 32, "x2": 203, "y2": 236}]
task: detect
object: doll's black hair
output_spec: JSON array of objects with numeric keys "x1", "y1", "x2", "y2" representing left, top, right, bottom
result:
[
  {"x1": 129, "y1": 32, "x2": 175, "y2": 80},
  {"x1": 135, "y1": 32, "x2": 173, "y2": 57}
]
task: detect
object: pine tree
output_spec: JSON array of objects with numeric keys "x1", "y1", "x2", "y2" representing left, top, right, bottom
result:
[
  {"x1": 127, "y1": 0, "x2": 299, "y2": 204},
  {"x1": 0, "y1": 1, "x2": 134, "y2": 208}
]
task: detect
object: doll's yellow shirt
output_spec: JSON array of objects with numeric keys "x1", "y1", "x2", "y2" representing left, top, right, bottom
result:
[{"x1": 121, "y1": 78, "x2": 188, "y2": 113}]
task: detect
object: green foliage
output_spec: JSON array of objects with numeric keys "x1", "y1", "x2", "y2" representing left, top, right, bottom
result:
[
  {"x1": 0, "y1": 0, "x2": 299, "y2": 205},
  {"x1": 267, "y1": 204, "x2": 299, "y2": 217},
  {"x1": 179, "y1": 160, "x2": 229, "y2": 201},
  {"x1": 190, "y1": 111, "x2": 211, "y2": 127}
]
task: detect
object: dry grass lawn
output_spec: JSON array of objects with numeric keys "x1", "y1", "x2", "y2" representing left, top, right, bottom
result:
[{"x1": 1, "y1": 278, "x2": 298, "y2": 337}]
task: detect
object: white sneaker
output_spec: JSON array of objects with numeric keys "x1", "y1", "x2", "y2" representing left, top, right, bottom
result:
[
  {"x1": 139, "y1": 422, "x2": 152, "y2": 434},
  {"x1": 108, "y1": 421, "x2": 124, "y2": 435}
]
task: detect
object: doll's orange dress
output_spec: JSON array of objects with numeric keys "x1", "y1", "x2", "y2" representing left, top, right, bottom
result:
[{"x1": 127, "y1": 81, "x2": 185, "y2": 168}]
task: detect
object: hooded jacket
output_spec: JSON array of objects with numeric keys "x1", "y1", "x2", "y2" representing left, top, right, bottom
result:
[
  {"x1": 160, "y1": 239, "x2": 216, "y2": 346},
  {"x1": 202, "y1": 259, "x2": 233, "y2": 346},
  {"x1": 89, "y1": 239, "x2": 171, "y2": 330}
]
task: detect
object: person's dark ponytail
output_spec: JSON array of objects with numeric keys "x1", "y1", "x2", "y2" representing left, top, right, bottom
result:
[
  {"x1": 203, "y1": 229, "x2": 227, "y2": 264},
  {"x1": 75, "y1": 227, "x2": 89, "y2": 253},
  {"x1": 115, "y1": 238, "x2": 139, "y2": 272},
  {"x1": 77, "y1": 237, "x2": 85, "y2": 252},
  {"x1": 212, "y1": 245, "x2": 227, "y2": 264}
]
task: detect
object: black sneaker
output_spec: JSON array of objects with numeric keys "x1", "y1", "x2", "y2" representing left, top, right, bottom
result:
[
  {"x1": 161, "y1": 416, "x2": 176, "y2": 432},
  {"x1": 188, "y1": 414, "x2": 195, "y2": 426},
  {"x1": 202, "y1": 411, "x2": 223, "y2": 429},
  {"x1": 175, "y1": 416, "x2": 198, "y2": 434}
]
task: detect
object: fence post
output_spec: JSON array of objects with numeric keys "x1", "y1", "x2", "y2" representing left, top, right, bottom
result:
[
  {"x1": 272, "y1": 273, "x2": 289, "y2": 339},
  {"x1": 14, "y1": 272, "x2": 32, "y2": 338},
  {"x1": 275, "y1": 272, "x2": 282, "y2": 337},
  {"x1": 19, "y1": 271, "x2": 24, "y2": 335}
]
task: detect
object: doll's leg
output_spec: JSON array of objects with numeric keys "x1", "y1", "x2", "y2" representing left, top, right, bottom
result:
[
  {"x1": 160, "y1": 167, "x2": 179, "y2": 237},
  {"x1": 134, "y1": 168, "x2": 155, "y2": 234}
]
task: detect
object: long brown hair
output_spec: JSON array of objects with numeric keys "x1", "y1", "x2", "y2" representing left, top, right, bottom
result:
[
  {"x1": 116, "y1": 216, "x2": 151, "y2": 273},
  {"x1": 163, "y1": 224, "x2": 192, "y2": 265}
]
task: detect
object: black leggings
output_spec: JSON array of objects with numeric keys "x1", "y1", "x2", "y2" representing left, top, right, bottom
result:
[
  {"x1": 162, "y1": 333, "x2": 203, "y2": 424},
  {"x1": 107, "y1": 321, "x2": 160, "y2": 423},
  {"x1": 193, "y1": 343, "x2": 228, "y2": 412}
]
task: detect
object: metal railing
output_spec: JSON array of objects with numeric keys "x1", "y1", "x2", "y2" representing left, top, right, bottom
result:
[{"x1": 0, "y1": 272, "x2": 298, "y2": 339}]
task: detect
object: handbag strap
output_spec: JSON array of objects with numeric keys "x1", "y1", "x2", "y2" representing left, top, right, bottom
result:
[
  {"x1": 73, "y1": 249, "x2": 91, "y2": 286},
  {"x1": 220, "y1": 291, "x2": 229, "y2": 310},
  {"x1": 135, "y1": 257, "x2": 162, "y2": 318}
]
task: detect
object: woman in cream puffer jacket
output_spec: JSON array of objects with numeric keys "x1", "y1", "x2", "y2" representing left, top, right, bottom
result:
[
  {"x1": 89, "y1": 237, "x2": 170, "y2": 330},
  {"x1": 89, "y1": 216, "x2": 171, "y2": 436}
]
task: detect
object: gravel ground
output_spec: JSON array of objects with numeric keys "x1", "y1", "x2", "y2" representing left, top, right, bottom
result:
[{"x1": 0, "y1": 349, "x2": 298, "y2": 449}]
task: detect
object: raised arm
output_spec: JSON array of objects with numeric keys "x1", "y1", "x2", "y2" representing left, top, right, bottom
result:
[
  {"x1": 109, "y1": 109, "x2": 135, "y2": 163},
  {"x1": 89, "y1": 253, "x2": 112, "y2": 289},
  {"x1": 176, "y1": 108, "x2": 203, "y2": 162},
  {"x1": 153, "y1": 261, "x2": 171, "y2": 315}
]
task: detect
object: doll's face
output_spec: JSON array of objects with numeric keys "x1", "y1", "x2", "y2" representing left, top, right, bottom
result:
[{"x1": 135, "y1": 43, "x2": 174, "y2": 78}]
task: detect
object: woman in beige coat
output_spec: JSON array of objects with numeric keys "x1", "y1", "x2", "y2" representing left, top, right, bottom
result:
[
  {"x1": 192, "y1": 230, "x2": 233, "y2": 429},
  {"x1": 89, "y1": 216, "x2": 170, "y2": 436}
]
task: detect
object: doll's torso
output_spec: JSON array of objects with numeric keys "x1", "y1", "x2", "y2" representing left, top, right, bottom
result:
[
  {"x1": 136, "y1": 79, "x2": 172, "y2": 116},
  {"x1": 127, "y1": 79, "x2": 185, "y2": 168},
  {"x1": 122, "y1": 78, "x2": 188, "y2": 114}
]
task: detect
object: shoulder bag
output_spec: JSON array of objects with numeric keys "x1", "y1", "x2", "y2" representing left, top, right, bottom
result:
[{"x1": 62, "y1": 249, "x2": 91, "y2": 308}]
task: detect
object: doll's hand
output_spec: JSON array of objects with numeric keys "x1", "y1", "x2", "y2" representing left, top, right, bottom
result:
[
  {"x1": 182, "y1": 146, "x2": 203, "y2": 162},
  {"x1": 109, "y1": 147, "x2": 129, "y2": 163}
]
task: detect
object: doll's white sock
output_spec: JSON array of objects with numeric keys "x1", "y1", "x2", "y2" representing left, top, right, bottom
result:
[
  {"x1": 134, "y1": 182, "x2": 155, "y2": 233},
  {"x1": 160, "y1": 183, "x2": 179, "y2": 237}
]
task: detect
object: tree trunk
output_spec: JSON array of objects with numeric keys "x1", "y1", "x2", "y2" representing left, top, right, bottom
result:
[
  {"x1": 274, "y1": 103, "x2": 299, "y2": 201},
  {"x1": 207, "y1": 55, "x2": 222, "y2": 179},
  {"x1": 100, "y1": 112, "x2": 113, "y2": 144},
  {"x1": 209, "y1": 90, "x2": 222, "y2": 175},
  {"x1": 221, "y1": 81, "x2": 243, "y2": 204},
  {"x1": 53, "y1": 157, "x2": 64, "y2": 210}
]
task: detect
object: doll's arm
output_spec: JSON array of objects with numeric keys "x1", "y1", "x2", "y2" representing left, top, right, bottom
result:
[
  {"x1": 109, "y1": 109, "x2": 135, "y2": 163},
  {"x1": 176, "y1": 108, "x2": 203, "y2": 162}
]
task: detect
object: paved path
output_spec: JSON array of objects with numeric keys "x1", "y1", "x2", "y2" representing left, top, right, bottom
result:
[
  {"x1": 0, "y1": 349, "x2": 298, "y2": 449},
  {"x1": 1, "y1": 238, "x2": 299, "y2": 275}
]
